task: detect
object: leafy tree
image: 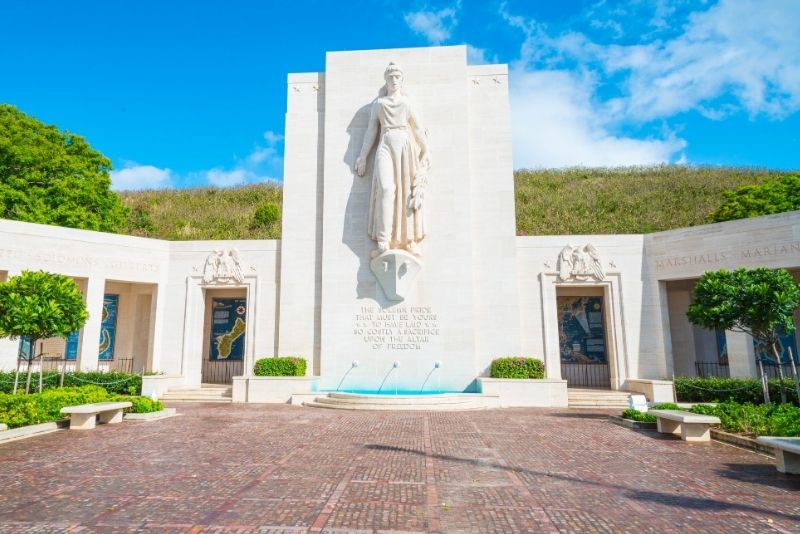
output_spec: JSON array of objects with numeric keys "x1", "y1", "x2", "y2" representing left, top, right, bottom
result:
[
  {"x1": 0, "y1": 271, "x2": 88, "y2": 393},
  {"x1": 687, "y1": 268, "x2": 800, "y2": 403},
  {"x1": 0, "y1": 104, "x2": 127, "y2": 231},
  {"x1": 711, "y1": 174, "x2": 800, "y2": 223}
]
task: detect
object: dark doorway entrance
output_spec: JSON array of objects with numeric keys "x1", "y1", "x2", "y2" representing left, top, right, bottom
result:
[
  {"x1": 557, "y1": 293, "x2": 610, "y2": 389},
  {"x1": 202, "y1": 296, "x2": 246, "y2": 384}
]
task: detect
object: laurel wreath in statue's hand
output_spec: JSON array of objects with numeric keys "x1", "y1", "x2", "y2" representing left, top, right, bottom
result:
[{"x1": 409, "y1": 185, "x2": 424, "y2": 211}]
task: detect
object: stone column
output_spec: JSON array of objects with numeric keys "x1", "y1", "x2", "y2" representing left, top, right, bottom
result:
[
  {"x1": 726, "y1": 330, "x2": 757, "y2": 378},
  {"x1": 540, "y1": 275, "x2": 562, "y2": 380},
  {"x1": 79, "y1": 277, "x2": 106, "y2": 371},
  {"x1": 147, "y1": 283, "x2": 167, "y2": 373}
]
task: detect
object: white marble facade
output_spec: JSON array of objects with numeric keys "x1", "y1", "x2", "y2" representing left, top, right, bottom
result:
[{"x1": 1, "y1": 45, "x2": 799, "y2": 401}]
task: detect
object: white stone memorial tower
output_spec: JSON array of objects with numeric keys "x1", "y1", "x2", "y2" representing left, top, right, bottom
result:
[{"x1": 278, "y1": 45, "x2": 522, "y2": 392}]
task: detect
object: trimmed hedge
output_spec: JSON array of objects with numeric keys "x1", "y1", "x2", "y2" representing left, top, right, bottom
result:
[
  {"x1": 620, "y1": 401, "x2": 800, "y2": 436},
  {"x1": 674, "y1": 377, "x2": 799, "y2": 406},
  {"x1": 689, "y1": 401, "x2": 800, "y2": 437},
  {"x1": 621, "y1": 403, "x2": 680, "y2": 423},
  {"x1": 490, "y1": 357, "x2": 545, "y2": 379},
  {"x1": 253, "y1": 357, "x2": 307, "y2": 377},
  {"x1": 0, "y1": 371, "x2": 142, "y2": 396},
  {"x1": 0, "y1": 385, "x2": 163, "y2": 429}
]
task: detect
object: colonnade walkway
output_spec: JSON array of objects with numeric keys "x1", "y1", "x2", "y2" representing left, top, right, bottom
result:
[{"x1": 0, "y1": 404, "x2": 798, "y2": 532}]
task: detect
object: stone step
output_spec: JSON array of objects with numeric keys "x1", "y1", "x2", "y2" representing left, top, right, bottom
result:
[
  {"x1": 326, "y1": 392, "x2": 481, "y2": 405},
  {"x1": 567, "y1": 389, "x2": 631, "y2": 408},
  {"x1": 162, "y1": 387, "x2": 232, "y2": 403},
  {"x1": 305, "y1": 393, "x2": 498, "y2": 411},
  {"x1": 315, "y1": 397, "x2": 476, "y2": 408},
  {"x1": 161, "y1": 397, "x2": 233, "y2": 403},
  {"x1": 569, "y1": 401, "x2": 630, "y2": 408},
  {"x1": 568, "y1": 389, "x2": 629, "y2": 396},
  {"x1": 305, "y1": 400, "x2": 485, "y2": 411}
]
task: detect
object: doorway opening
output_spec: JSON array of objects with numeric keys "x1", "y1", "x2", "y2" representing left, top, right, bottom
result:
[
  {"x1": 556, "y1": 287, "x2": 612, "y2": 389},
  {"x1": 202, "y1": 289, "x2": 247, "y2": 384}
]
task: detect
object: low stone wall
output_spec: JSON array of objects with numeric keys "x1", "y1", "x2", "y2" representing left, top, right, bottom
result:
[
  {"x1": 476, "y1": 378, "x2": 568, "y2": 407},
  {"x1": 232, "y1": 376, "x2": 320, "y2": 403},
  {"x1": 625, "y1": 379, "x2": 675, "y2": 403}
]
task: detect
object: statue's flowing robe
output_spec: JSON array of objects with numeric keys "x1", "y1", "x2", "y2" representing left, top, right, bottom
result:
[{"x1": 366, "y1": 96, "x2": 426, "y2": 248}]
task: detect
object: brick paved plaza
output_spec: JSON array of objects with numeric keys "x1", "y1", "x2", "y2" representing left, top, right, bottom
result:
[{"x1": 0, "y1": 403, "x2": 798, "y2": 533}]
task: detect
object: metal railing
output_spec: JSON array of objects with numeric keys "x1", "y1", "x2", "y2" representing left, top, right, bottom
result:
[
  {"x1": 695, "y1": 361, "x2": 731, "y2": 378},
  {"x1": 97, "y1": 358, "x2": 134, "y2": 373},
  {"x1": 19, "y1": 357, "x2": 135, "y2": 374},
  {"x1": 202, "y1": 359, "x2": 243, "y2": 384},
  {"x1": 17, "y1": 356, "x2": 79, "y2": 374},
  {"x1": 560, "y1": 362, "x2": 610, "y2": 389},
  {"x1": 762, "y1": 362, "x2": 797, "y2": 380}
]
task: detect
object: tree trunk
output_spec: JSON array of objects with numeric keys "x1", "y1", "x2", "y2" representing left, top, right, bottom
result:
[
  {"x1": 771, "y1": 342, "x2": 787, "y2": 404},
  {"x1": 12, "y1": 353, "x2": 21, "y2": 395},
  {"x1": 24, "y1": 338, "x2": 36, "y2": 394},
  {"x1": 758, "y1": 358, "x2": 770, "y2": 405},
  {"x1": 788, "y1": 347, "x2": 800, "y2": 405},
  {"x1": 37, "y1": 346, "x2": 44, "y2": 393}
]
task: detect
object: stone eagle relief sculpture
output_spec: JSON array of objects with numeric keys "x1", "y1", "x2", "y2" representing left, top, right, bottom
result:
[
  {"x1": 202, "y1": 248, "x2": 245, "y2": 284},
  {"x1": 557, "y1": 243, "x2": 605, "y2": 282},
  {"x1": 355, "y1": 62, "x2": 431, "y2": 301}
]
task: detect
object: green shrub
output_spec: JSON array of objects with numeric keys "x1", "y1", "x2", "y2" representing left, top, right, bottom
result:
[
  {"x1": 0, "y1": 385, "x2": 107, "y2": 428},
  {"x1": 253, "y1": 356, "x2": 306, "y2": 377},
  {"x1": 711, "y1": 174, "x2": 800, "y2": 222},
  {"x1": 0, "y1": 371, "x2": 142, "y2": 396},
  {"x1": 0, "y1": 385, "x2": 161, "y2": 428},
  {"x1": 620, "y1": 403, "x2": 680, "y2": 422},
  {"x1": 251, "y1": 202, "x2": 281, "y2": 228},
  {"x1": 688, "y1": 401, "x2": 800, "y2": 437},
  {"x1": 650, "y1": 402, "x2": 681, "y2": 410},
  {"x1": 621, "y1": 409, "x2": 656, "y2": 422},
  {"x1": 490, "y1": 357, "x2": 545, "y2": 379},
  {"x1": 110, "y1": 394, "x2": 163, "y2": 413},
  {"x1": 674, "y1": 377, "x2": 798, "y2": 406}
]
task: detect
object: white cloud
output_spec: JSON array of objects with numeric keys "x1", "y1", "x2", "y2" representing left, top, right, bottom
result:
[
  {"x1": 205, "y1": 168, "x2": 248, "y2": 187},
  {"x1": 602, "y1": 0, "x2": 800, "y2": 120},
  {"x1": 114, "y1": 129, "x2": 284, "y2": 189},
  {"x1": 404, "y1": 5, "x2": 458, "y2": 45},
  {"x1": 203, "y1": 168, "x2": 278, "y2": 187},
  {"x1": 110, "y1": 163, "x2": 172, "y2": 191},
  {"x1": 263, "y1": 131, "x2": 284, "y2": 145},
  {"x1": 501, "y1": 0, "x2": 800, "y2": 168},
  {"x1": 510, "y1": 69, "x2": 686, "y2": 168},
  {"x1": 466, "y1": 45, "x2": 495, "y2": 65},
  {"x1": 203, "y1": 129, "x2": 284, "y2": 187}
]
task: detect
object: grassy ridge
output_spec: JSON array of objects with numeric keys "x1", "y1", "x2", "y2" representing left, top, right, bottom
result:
[
  {"x1": 515, "y1": 166, "x2": 783, "y2": 235},
  {"x1": 118, "y1": 166, "x2": 787, "y2": 240},
  {"x1": 119, "y1": 184, "x2": 282, "y2": 240}
]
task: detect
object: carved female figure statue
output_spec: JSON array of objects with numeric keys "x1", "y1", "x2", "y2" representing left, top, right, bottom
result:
[{"x1": 355, "y1": 62, "x2": 430, "y2": 258}]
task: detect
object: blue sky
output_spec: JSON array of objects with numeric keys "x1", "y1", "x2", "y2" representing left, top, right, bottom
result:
[{"x1": 1, "y1": 0, "x2": 797, "y2": 190}]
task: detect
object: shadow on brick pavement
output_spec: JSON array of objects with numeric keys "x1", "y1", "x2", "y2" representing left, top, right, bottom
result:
[{"x1": 0, "y1": 403, "x2": 798, "y2": 533}]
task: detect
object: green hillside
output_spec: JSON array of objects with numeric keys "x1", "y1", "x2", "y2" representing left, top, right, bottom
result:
[
  {"x1": 119, "y1": 184, "x2": 283, "y2": 240},
  {"x1": 119, "y1": 166, "x2": 788, "y2": 240},
  {"x1": 514, "y1": 166, "x2": 783, "y2": 235}
]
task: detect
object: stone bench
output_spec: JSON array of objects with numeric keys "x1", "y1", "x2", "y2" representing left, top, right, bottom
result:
[
  {"x1": 60, "y1": 401, "x2": 132, "y2": 430},
  {"x1": 648, "y1": 409, "x2": 720, "y2": 442},
  {"x1": 756, "y1": 437, "x2": 800, "y2": 474}
]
